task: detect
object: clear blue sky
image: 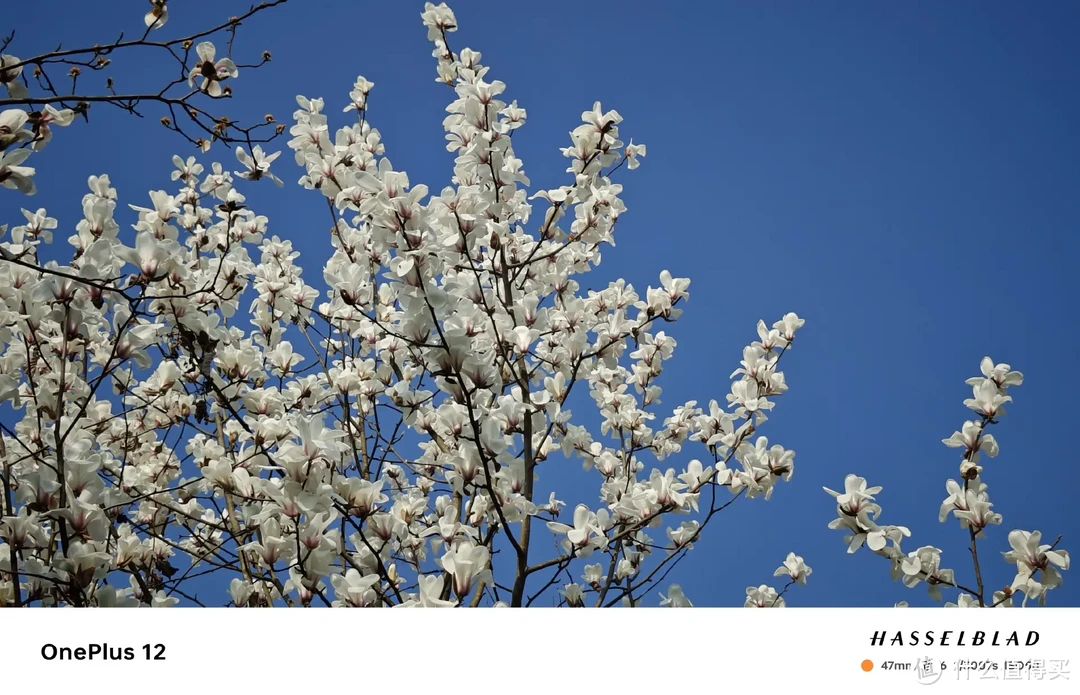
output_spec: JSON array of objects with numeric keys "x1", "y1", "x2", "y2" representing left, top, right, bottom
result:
[{"x1": 4, "y1": 1, "x2": 1078, "y2": 607}]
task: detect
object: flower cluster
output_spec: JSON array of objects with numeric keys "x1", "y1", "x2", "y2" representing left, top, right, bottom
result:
[
  {"x1": 737, "y1": 552, "x2": 812, "y2": 608},
  {"x1": 0, "y1": 106, "x2": 74, "y2": 195},
  {"x1": 0, "y1": 3, "x2": 810, "y2": 608},
  {"x1": 825, "y1": 357, "x2": 1069, "y2": 607}
]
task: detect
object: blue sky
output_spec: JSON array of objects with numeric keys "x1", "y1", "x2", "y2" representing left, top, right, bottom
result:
[{"x1": 4, "y1": 0, "x2": 1079, "y2": 607}]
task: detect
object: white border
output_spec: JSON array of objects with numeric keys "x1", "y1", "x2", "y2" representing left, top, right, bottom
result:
[{"x1": 0, "y1": 607, "x2": 1076, "y2": 693}]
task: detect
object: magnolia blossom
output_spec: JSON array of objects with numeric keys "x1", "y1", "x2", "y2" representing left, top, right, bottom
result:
[
  {"x1": 1003, "y1": 530, "x2": 1070, "y2": 577},
  {"x1": 188, "y1": 41, "x2": 238, "y2": 97},
  {"x1": 0, "y1": 55, "x2": 28, "y2": 99},
  {"x1": 0, "y1": 147, "x2": 35, "y2": 194},
  {"x1": 952, "y1": 493, "x2": 1001, "y2": 536},
  {"x1": 546, "y1": 504, "x2": 607, "y2": 557},
  {"x1": 0, "y1": 511, "x2": 49, "y2": 549},
  {"x1": 1002, "y1": 530, "x2": 1070, "y2": 605},
  {"x1": 745, "y1": 585, "x2": 784, "y2": 608},
  {"x1": 115, "y1": 231, "x2": 181, "y2": 278},
  {"x1": 624, "y1": 141, "x2": 647, "y2": 169},
  {"x1": 967, "y1": 356, "x2": 1023, "y2": 390},
  {"x1": 0, "y1": 109, "x2": 32, "y2": 151},
  {"x1": 964, "y1": 379, "x2": 1011, "y2": 419},
  {"x1": 397, "y1": 574, "x2": 457, "y2": 607},
  {"x1": 235, "y1": 145, "x2": 283, "y2": 186},
  {"x1": 942, "y1": 421, "x2": 997, "y2": 462},
  {"x1": 900, "y1": 546, "x2": 954, "y2": 601},
  {"x1": 344, "y1": 76, "x2": 375, "y2": 113},
  {"x1": 439, "y1": 543, "x2": 491, "y2": 600},
  {"x1": 659, "y1": 584, "x2": 692, "y2": 607},
  {"x1": 171, "y1": 155, "x2": 204, "y2": 184},
  {"x1": 945, "y1": 594, "x2": 979, "y2": 608},
  {"x1": 330, "y1": 569, "x2": 381, "y2": 607},
  {"x1": 29, "y1": 105, "x2": 75, "y2": 151},
  {"x1": 774, "y1": 552, "x2": 812, "y2": 585},
  {"x1": 824, "y1": 474, "x2": 882, "y2": 514},
  {"x1": 144, "y1": 0, "x2": 168, "y2": 29},
  {"x1": 561, "y1": 583, "x2": 586, "y2": 607}
]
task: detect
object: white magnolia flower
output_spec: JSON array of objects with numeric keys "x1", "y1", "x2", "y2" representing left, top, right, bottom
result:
[
  {"x1": 0, "y1": 55, "x2": 28, "y2": 99},
  {"x1": 966, "y1": 356, "x2": 1023, "y2": 390},
  {"x1": 235, "y1": 145, "x2": 283, "y2": 186},
  {"x1": 624, "y1": 140, "x2": 646, "y2": 169},
  {"x1": 145, "y1": 0, "x2": 168, "y2": 30},
  {"x1": 439, "y1": 542, "x2": 491, "y2": 599},
  {"x1": 774, "y1": 552, "x2": 812, "y2": 585},
  {"x1": 745, "y1": 584, "x2": 784, "y2": 608},
  {"x1": 116, "y1": 231, "x2": 181, "y2": 278},
  {"x1": 942, "y1": 421, "x2": 997, "y2": 461},
  {"x1": 1002, "y1": 530, "x2": 1070, "y2": 594},
  {"x1": 330, "y1": 569, "x2": 381, "y2": 607},
  {"x1": 964, "y1": 379, "x2": 1011, "y2": 418},
  {"x1": 0, "y1": 147, "x2": 35, "y2": 194},
  {"x1": 0, "y1": 108, "x2": 32, "y2": 150},
  {"x1": 659, "y1": 584, "x2": 692, "y2": 607},
  {"x1": 188, "y1": 42, "x2": 238, "y2": 96},
  {"x1": 29, "y1": 105, "x2": 75, "y2": 151},
  {"x1": 561, "y1": 583, "x2": 586, "y2": 607}
]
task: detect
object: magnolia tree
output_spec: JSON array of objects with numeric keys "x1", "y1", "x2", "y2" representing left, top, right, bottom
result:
[{"x1": 0, "y1": 2, "x2": 1068, "y2": 608}]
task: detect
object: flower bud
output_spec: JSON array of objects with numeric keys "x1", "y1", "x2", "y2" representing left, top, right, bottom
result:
[{"x1": 960, "y1": 461, "x2": 981, "y2": 480}]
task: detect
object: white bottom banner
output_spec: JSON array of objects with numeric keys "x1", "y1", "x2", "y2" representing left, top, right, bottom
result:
[{"x1": 0, "y1": 608, "x2": 1075, "y2": 693}]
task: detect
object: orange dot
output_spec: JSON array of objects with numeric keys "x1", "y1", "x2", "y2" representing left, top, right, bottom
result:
[{"x1": 861, "y1": 660, "x2": 874, "y2": 672}]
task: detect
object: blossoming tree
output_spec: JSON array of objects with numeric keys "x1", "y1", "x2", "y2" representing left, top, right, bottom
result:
[{"x1": 0, "y1": 1, "x2": 1067, "y2": 607}]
